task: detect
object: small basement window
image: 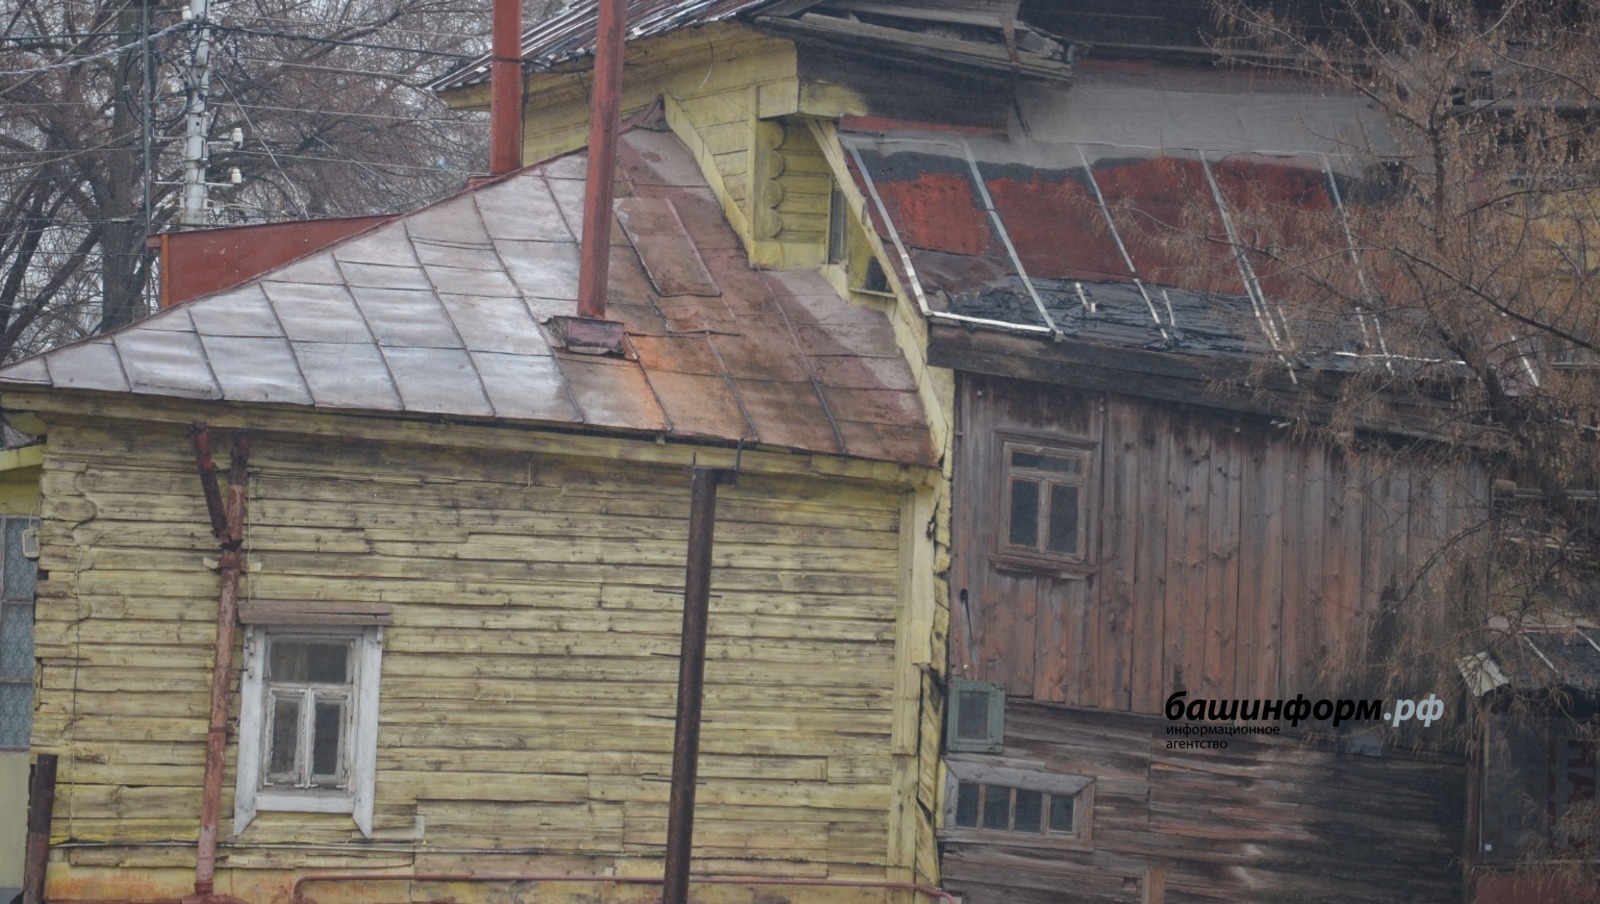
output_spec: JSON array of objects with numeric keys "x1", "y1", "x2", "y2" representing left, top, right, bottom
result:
[
  {"x1": 234, "y1": 603, "x2": 389, "y2": 838},
  {"x1": 995, "y1": 434, "x2": 1094, "y2": 570},
  {"x1": 943, "y1": 757, "x2": 1093, "y2": 847},
  {"x1": 946, "y1": 678, "x2": 1005, "y2": 753}
]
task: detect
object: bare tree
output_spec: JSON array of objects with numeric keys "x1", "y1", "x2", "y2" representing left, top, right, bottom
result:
[
  {"x1": 1212, "y1": 0, "x2": 1600, "y2": 880},
  {"x1": 0, "y1": 0, "x2": 497, "y2": 358}
]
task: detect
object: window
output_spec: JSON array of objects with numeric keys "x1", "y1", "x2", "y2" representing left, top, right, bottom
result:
[
  {"x1": 995, "y1": 435, "x2": 1093, "y2": 569},
  {"x1": 0, "y1": 516, "x2": 39, "y2": 750},
  {"x1": 234, "y1": 621, "x2": 384, "y2": 837},
  {"x1": 946, "y1": 679, "x2": 1005, "y2": 753},
  {"x1": 827, "y1": 184, "x2": 848, "y2": 265},
  {"x1": 943, "y1": 757, "x2": 1093, "y2": 846}
]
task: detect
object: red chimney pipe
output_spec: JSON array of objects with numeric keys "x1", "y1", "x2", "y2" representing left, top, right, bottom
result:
[
  {"x1": 488, "y1": 0, "x2": 523, "y2": 175},
  {"x1": 575, "y1": 0, "x2": 626, "y2": 320}
]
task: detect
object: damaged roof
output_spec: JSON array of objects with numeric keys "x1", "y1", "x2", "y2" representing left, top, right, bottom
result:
[
  {"x1": 429, "y1": 0, "x2": 1073, "y2": 94},
  {"x1": 0, "y1": 129, "x2": 932, "y2": 467},
  {"x1": 839, "y1": 74, "x2": 1405, "y2": 374}
]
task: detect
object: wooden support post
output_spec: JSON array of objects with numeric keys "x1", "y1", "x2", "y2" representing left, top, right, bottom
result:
[
  {"x1": 22, "y1": 753, "x2": 57, "y2": 904},
  {"x1": 663, "y1": 468, "x2": 729, "y2": 904}
]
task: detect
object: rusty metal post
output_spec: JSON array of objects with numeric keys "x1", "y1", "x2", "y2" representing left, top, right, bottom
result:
[
  {"x1": 663, "y1": 468, "x2": 727, "y2": 904},
  {"x1": 22, "y1": 753, "x2": 57, "y2": 904},
  {"x1": 488, "y1": 0, "x2": 523, "y2": 175},
  {"x1": 192, "y1": 429, "x2": 250, "y2": 898},
  {"x1": 574, "y1": 0, "x2": 626, "y2": 320}
]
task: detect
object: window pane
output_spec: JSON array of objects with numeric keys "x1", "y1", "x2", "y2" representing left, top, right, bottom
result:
[
  {"x1": 955, "y1": 782, "x2": 980, "y2": 828},
  {"x1": 1048, "y1": 793, "x2": 1075, "y2": 833},
  {"x1": 311, "y1": 699, "x2": 344, "y2": 781},
  {"x1": 3, "y1": 519, "x2": 35, "y2": 600},
  {"x1": 982, "y1": 785, "x2": 1011, "y2": 830},
  {"x1": 268, "y1": 695, "x2": 301, "y2": 778},
  {"x1": 1014, "y1": 788, "x2": 1044, "y2": 833},
  {"x1": 955, "y1": 688, "x2": 990, "y2": 741},
  {"x1": 1011, "y1": 450, "x2": 1083, "y2": 474},
  {"x1": 1008, "y1": 480, "x2": 1040, "y2": 548},
  {"x1": 1047, "y1": 484, "x2": 1081, "y2": 554},
  {"x1": 0, "y1": 604, "x2": 32, "y2": 679},
  {"x1": 0, "y1": 682, "x2": 31, "y2": 748},
  {"x1": 270, "y1": 641, "x2": 350, "y2": 683}
]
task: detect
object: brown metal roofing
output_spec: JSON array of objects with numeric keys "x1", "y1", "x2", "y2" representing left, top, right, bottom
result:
[
  {"x1": 428, "y1": 0, "x2": 789, "y2": 93},
  {"x1": 842, "y1": 127, "x2": 1392, "y2": 370},
  {"x1": 0, "y1": 129, "x2": 933, "y2": 467}
]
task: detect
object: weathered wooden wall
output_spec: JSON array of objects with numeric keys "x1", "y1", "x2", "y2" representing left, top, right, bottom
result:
[
  {"x1": 949, "y1": 372, "x2": 1490, "y2": 713},
  {"x1": 939, "y1": 699, "x2": 1465, "y2": 904},
  {"x1": 27, "y1": 406, "x2": 940, "y2": 899}
]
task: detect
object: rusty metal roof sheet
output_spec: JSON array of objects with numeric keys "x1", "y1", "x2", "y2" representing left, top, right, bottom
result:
[
  {"x1": 843, "y1": 125, "x2": 1395, "y2": 371},
  {"x1": 0, "y1": 128, "x2": 932, "y2": 467},
  {"x1": 429, "y1": 0, "x2": 788, "y2": 93}
]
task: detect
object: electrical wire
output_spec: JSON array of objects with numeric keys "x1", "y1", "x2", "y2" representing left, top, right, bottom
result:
[{"x1": 0, "y1": 20, "x2": 191, "y2": 78}]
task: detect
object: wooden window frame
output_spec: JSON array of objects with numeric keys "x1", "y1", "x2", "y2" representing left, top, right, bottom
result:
[
  {"x1": 991, "y1": 432, "x2": 1097, "y2": 576},
  {"x1": 946, "y1": 678, "x2": 1005, "y2": 753},
  {"x1": 234, "y1": 623, "x2": 384, "y2": 838},
  {"x1": 942, "y1": 756, "x2": 1094, "y2": 850}
]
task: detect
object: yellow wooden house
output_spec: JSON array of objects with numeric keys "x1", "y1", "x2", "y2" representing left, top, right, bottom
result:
[{"x1": 0, "y1": 115, "x2": 950, "y2": 902}]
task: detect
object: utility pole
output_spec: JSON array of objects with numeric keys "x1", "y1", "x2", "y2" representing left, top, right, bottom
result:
[{"x1": 179, "y1": 0, "x2": 214, "y2": 226}]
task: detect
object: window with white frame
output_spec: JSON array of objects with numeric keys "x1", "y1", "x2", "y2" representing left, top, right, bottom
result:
[
  {"x1": 943, "y1": 756, "x2": 1093, "y2": 847},
  {"x1": 234, "y1": 617, "x2": 384, "y2": 838}
]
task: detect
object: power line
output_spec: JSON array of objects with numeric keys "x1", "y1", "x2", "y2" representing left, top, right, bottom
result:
[{"x1": 213, "y1": 24, "x2": 481, "y2": 59}]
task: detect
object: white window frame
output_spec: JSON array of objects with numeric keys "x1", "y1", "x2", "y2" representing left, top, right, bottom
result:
[{"x1": 234, "y1": 624, "x2": 383, "y2": 838}]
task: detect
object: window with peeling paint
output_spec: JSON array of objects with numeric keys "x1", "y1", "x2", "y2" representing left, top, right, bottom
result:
[
  {"x1": 943, "y1": 756, "x2": 1093, "y2": 847},
  {"x1": 234, "y1": 624, "x2": 383, "y2": 838},
  {"x1": 995, "y1": 436, "x2": 1093, "y2": 570}
]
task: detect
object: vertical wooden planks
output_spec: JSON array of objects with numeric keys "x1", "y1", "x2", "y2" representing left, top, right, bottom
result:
[
  {"x1": 1241, "y1": 436, "x2": 1286, "y2": 701},
  {"x1": 1131, "y1": 404, "x2": 1172, "y2": 714},
  {"x1": 1164, "y1": 410, "x2": 1210, "y2": 699},
  {"x1": 1096, "y1": 398, "x2": 1141, "y2": 711},
  {"x1": 1035, "y1": 578, "x2": 1087, "y2": 706},
  {"x1": 1323, "y1": 448, "x2": 1368, "y2": 691},
  {"x1": 1203, "y1": 421, "x2": 1241, "y2": 700}
]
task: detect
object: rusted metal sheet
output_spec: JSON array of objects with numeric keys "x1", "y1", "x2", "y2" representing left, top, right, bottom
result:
[
  {"x1": 154, "y1": 216, "x2": 391, "y2": 308},
  {"x1": 429, "y1": 0, "x2": 782, "y2": 93},
  {"x1": 728, "y1": 378, "x2": 840, "y2": 454},
  {"x1": 842, "y1": 128, "x2": 1372, "y2": 365},
  {"x1": 615, "y1": 198, "x2": 720, "y2": 297},
  {"x1": 556, "y1": 353, "x2": 670, "y2": 431},
  {"x1": 0, "y1": 131, "x2": 933, "y2": 466}
]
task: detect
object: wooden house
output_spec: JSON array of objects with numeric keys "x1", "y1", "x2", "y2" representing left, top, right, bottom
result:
[
  {"x1": 4, "y1": 0, "x2": 1567, "y2": 901},
  {"x1": 431, "y1": 0, "x2": 1512, "y2": 901},
  {"x1": 0, "y1": 124, "x2": 948, "y2": 903}
]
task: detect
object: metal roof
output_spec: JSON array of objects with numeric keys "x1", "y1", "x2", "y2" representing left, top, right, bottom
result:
[
  {"x1": 429, "y1": 0, "x2": 785, "y2": 93},
  {"x1": 0, "y1": 129, "x2": 932, "y2": 467}
]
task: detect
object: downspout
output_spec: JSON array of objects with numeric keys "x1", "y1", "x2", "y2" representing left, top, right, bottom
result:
[
  {"x1": 188, "y1": 426, "x2": 251, "y2": 904},
  {"x1": 574, "y1": 0, "x2": 626, "y2": 320},
  {"x1": 663, "y1": 467, "x2": 730, "y2": 904},
  {"x1": 488, "y1": 0, "x2": 523, "y2": 175}
]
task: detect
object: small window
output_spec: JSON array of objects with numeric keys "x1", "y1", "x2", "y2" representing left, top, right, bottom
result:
[
  {"x1": 943, "y1": 757, "x2": 1093, "y2": 846},
  {"x1": 235, "y1": 623, "x2": 383, "y2": 837},
  {"x1": 996, "y1": 436, "x2": 1093, "y2": 569},
  {"x1": 947, "y1": 678, "x2": 1005, "y2": 753},
  {"x1": 827, "y1": 184, "x2": 848, "y2": 265},
  {"x1": 953, "y1": 782, "x2": 1077, "y2": 836}
]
